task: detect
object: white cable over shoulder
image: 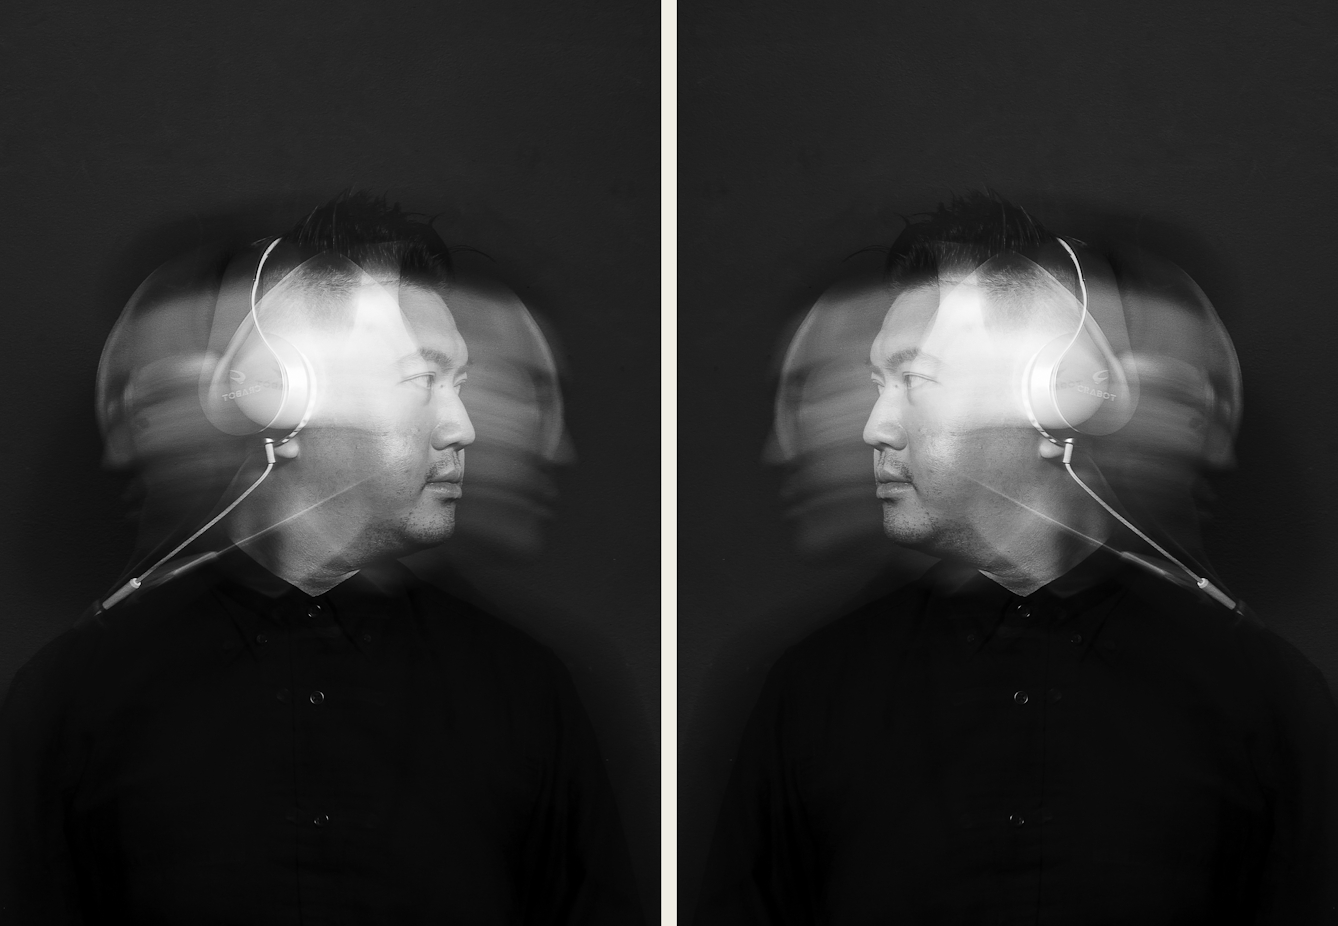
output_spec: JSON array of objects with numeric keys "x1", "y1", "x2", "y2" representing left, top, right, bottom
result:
[
  {"x1": 101, "y1": 438, "x2": 279, "y2": 610},
  {"x1": 1060, "y1": 438, "x2": 1236, "y2": 610}
]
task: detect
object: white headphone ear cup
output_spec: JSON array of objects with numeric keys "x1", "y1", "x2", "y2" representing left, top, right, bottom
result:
[
  {"x1": 230, "y1": 335, "x2": 313, "y2": 432},
  {"x1": 1024, "y1": 335, "x2": 1107, "y2": 431},
  {"x1": 269, "y1": 337, "x2": 315, "y2": 432}
]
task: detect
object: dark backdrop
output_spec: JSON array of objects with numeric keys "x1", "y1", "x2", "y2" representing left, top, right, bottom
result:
[
  {"x1": 680, "y1": 2, "x2": 1338, "y2": 920},
  {"x1": 0, "y1": 1, "x2": 660, "y2": 919}
]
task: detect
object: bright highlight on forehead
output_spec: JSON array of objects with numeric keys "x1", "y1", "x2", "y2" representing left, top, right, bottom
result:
[
  {"x1": 869, "y1": 276, "x2": 1056, "y2": 428},
  {"x1": 348, "y1": 278, "x2": 417, "y2": 355},
  {"x1": 871, "y1": 285, "x2": 940, "y2": 364},
  {"x1": 398, "y1": 284, "x2": 468, "y2": 363},
  {"x1": 873, "y1": 269, "x2": 1077, "y2": 372}
]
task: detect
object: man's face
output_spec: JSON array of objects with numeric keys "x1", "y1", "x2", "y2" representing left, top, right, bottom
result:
[
  {"x1": 283, "y1": 280, "x2": 476, "y2": 566},
  {"x1": 863, "y1": 281, "x2": 1054, "y2": 565}
]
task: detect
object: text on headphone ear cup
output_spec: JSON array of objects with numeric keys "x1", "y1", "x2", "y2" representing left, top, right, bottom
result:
[
  {"x1": 228, "y1": 334, "x2": 313, "y2": 432},
  {"x1": 1024, "y1": 334, "x2": 1111, "y2": 431}
]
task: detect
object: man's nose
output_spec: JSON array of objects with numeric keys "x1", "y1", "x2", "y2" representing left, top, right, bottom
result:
[
  {"x1": 863, "y1": 394, "x2": 908, "y2": 451},
  {"x1": 432, "y1": 393, "x2": 476, "y2": 451}
]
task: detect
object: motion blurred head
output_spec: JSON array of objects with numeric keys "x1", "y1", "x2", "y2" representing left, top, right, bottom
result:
[
  {"x1": 774, "y1": 193, "x2": 1242, "y2": 593},
  {"x1": 226, "y1": 228, "x2": 476, "y2": 591},
  {"x1": 98, "y1": 192, "x2": 568, "y2": 597}
]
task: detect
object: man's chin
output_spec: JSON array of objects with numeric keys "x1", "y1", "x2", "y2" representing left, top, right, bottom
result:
[
  {"x1": 881, "y1": 503, "x2": 932, "y2": 549},
  {"x1": 395, "y1": 512, "x2": 459, "y2": 554}
]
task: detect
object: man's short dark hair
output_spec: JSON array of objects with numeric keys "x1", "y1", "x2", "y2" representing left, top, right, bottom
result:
[
  {"x1": 257, "y1": 190, "x2": 455, "y2": 296},
  {"x1": 884, "y1": 190, "x2": 1080, "y2": 299}
]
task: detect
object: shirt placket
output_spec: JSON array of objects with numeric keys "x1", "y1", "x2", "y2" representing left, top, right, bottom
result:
[
  {"x1": 1000, "y1": 596, "x2": 1050, "y2": 906},
  {"x1": 278, "y1": 596, "x2": 338, "y2": 911},
  {"x1": 1033, "y1": 590, "x2": 1115, "y2": 924}
]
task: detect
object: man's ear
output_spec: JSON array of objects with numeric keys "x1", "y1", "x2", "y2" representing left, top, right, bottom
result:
[
  {"x1": 272, "y1": 436, "x2": 301, "y2": 461},
  {"x1": 1038, "y1": 435, "x2": 1066, "y2": 461}
]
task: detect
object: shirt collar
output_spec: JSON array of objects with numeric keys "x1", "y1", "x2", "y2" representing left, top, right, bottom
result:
[
  {"x1": 209, "y1": 549, "x2": 412, "y2": 656},
  {"x1": 925, "y1": 548, "x2": 1129, "y2": 658}
]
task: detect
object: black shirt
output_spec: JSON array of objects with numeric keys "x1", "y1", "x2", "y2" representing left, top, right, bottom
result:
[
  {"x1": 0, "y1": 554, "x2": 642, "y2": 925},
  {"x1": 696, "y1": 556, "x2": 1338, "y2": 925}
]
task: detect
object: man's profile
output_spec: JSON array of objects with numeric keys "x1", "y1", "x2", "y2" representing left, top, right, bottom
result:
[
  {"x1": 0, "y1": 193, "x2": 642, "y2": 924},
  {"x1": 696, "y1": 193, "x2": 1338, "y2": 924}
]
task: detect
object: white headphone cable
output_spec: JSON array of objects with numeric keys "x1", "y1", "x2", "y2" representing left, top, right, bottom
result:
[
  {"x1": 1060, "y1": 438, "x2": 1235, "y2": 610},
  {"x1": 100, "y1": 439, "x2": 278, "y2": 610}
]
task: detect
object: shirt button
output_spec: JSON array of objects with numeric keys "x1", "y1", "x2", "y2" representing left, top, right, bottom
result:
[
  {"x1": 361, "y1": 633, "x2": 373, "y2": 644},
  {"x1": 313, "y1": 813, "x2": 329, "y2": 827},
  {"x1": 1013, "y1": 690, "x2": 1029, "y2": 705},
  {"x1": 965, "y1": 633, "x2": 978, "y2": 644},
  {"x1": 1009, "y1": 813, "x2": 1026, "y2": 827},
  {"x1": 309, "y1": 690, "x2": 325, "y2": 705},
  {"x1": 276, "y1": 688, "x2": 291, "y2": 704},
  {"x1": 307, "y1": 605, "x2": 321, "y2": 620},
  {"x1": 1069, "y1": 633, "x2": 1083, "y2": 645},
  {"x1": 1047, "y1": 688, "x2": 1063, "y2": 703},
  {"x1": 1018, "y1": 607, "x2": 1032, "y2": 620},
  {"x1": 255, "y1": 633, "x2": 269, "y2": 645},
  {"x1": 284, "y1": 808, "x2": 297, "y2": 823}
]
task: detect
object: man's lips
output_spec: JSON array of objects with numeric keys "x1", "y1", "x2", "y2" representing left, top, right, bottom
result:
[
  {"x1": 426, "y1": 474, "x2": 463, "y2": 498},
  {"x1": 876, "y1": 474, "x2": 912, "y2": 499}
]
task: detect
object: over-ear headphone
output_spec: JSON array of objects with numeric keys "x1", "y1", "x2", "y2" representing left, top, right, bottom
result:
[
  {"x1": 200, "y1": 237, "x2": 318, "y2": 446},
  {"x1": 1018, "y1": 237, "x2": 1239, "y2": 611},
  {"x1": 1021, "y1": 237, "x2": 1138, "y2": 442},
  {"x1": 99, "y1": 237, "x2": 317, "y2": 611}
]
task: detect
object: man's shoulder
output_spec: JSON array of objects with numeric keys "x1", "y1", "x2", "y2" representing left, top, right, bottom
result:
[
  {"x1": 1116, "y1": 568, "x2": 1318, "y2": 670},
  {"x1": 1070, "y1": 566, "x2": 1338, "y2": 719},
  {"x1": 401, "y1": 570, "x2": 555, "y2": 656},
  {"x1": 389, "y1": 570, "x2": 593, "y2": 738},
  {"x1": 391, "y1": 566, "x2": 573, "y2": 691},
  {"x1": 770, "y1": 570, "x2": 937, "y2": 691},
  {"x1": 0, "y1": 589, "x2": 169, "y2": 720}
]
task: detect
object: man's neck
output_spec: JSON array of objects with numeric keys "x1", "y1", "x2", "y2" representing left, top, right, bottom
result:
[
  {"x1": 973, "y1": 509, "x2": 1112, "y2": 596},
  {"x1": 226, "y1": 505, "x2": 363, "y2": 597},
  {"x1": 231, "y1": 540, "x2": 360, "y2": 596},
  {"x1": 978, "y1": 540, "x2": 1102, "y2": 597}
]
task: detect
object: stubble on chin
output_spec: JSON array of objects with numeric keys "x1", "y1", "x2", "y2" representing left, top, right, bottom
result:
[
  {"x1": 879, "y1": 497, "x2": 939, "y2": 552},
  {"x1": 880, "y1": 499, "x2": 914, "y2": 542}
]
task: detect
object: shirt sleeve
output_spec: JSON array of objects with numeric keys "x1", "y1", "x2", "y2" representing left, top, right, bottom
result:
[
  {"x1": 0, "y1": 630, "x2": 91, "y2": 925},
  {"x1": 1247, "y1": 625, "x2": 1338, "y2": 924},
  {"x1": 514, "y1": 650, "x2": 645, "y2": 926},
  {"x1": 694, "y1": 652, "x2": 823, "y2": 926}
]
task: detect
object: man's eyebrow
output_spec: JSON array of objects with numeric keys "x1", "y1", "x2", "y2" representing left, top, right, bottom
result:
[
  {"x1": 870, "y1": 347, "x2": 921, "y2": 369},
  {"x1": 400, "y1": 347, "x2": 461, "y2": 369}
]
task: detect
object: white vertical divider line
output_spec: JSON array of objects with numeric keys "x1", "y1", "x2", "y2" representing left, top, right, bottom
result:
[{"x1": 660, "y1": 0, "x2": 678, "y2": 922}]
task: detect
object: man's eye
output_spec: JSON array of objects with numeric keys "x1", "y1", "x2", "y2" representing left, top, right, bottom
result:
[
  {"x1": 454, "y1": 373, "x2": 467, "y2": 394},
  {"x1": 408, "y1": 373, "x2": 438, "y2": 389},
  {"x1": 902, "y1": 372, "x2": 933, "y2": 389}
]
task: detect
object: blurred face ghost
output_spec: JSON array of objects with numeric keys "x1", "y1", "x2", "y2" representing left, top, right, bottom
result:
[
  {"x1": 862, "y1": 279, "x2": 1061, "y2": 567},
  {"x1": 267, "y1": 278, "x2": 476, "y2": 568}
]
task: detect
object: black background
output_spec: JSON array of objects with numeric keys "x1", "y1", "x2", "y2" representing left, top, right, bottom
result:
[
  {"x1": 0, "y1": 1, "x2": 660, "y2": 919},
  {"x1": 680, "y1": 2, "x2": 1338, "y2": 920}
]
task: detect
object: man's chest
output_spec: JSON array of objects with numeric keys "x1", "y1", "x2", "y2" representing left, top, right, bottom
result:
[
  {"x1": 792, "y1": 624, "x2": 1269, "y2": 923},
  {"x1": 63, "y1": 621, "x2": 548, "y2": 922}
]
